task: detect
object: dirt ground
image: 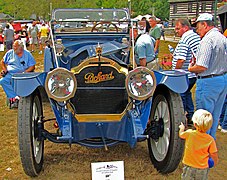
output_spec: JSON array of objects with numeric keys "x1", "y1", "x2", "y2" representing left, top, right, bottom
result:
[{"x1": 0, "y1": 41, "x2": 227, "y2": 179}]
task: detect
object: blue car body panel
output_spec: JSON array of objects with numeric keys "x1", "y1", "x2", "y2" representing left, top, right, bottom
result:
[
  {"x1": 12, "y1": 72, "x2": 47, "y2": 97},
  {"x1": 154, "y1": 70, "x2": 188, "y2": 93}
]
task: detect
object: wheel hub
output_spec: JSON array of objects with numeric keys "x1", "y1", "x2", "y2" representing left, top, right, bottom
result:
[{"x1": 146, "y1": 116, "x2": 164, "y2": 141}]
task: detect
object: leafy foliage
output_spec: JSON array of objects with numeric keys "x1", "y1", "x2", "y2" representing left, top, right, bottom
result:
[{"x1": 0, "y1": 0, "x2": 169, "y2": 21}]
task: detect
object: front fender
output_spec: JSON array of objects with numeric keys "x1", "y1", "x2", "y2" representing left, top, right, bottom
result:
[
  {"x1": 12, "y1": 72, "x2": 47, "y2": 97},
  {"x1": 154, "y1": 70, "x2": 189, "y2": 93}
]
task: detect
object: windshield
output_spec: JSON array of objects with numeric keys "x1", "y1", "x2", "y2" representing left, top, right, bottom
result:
[{"x1": 52, "y1": 9, "x2": 130, "y2": 33}]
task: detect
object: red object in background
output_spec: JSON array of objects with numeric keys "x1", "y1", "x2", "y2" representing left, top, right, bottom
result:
[
  {"x1": 0, "y1": 34, "x2": 3, "y2": 43},
  {"x1": 14, "y1": 33, "x2": 20, "y2": 40},
  {"x1": 12, "y1": 23, "x2": 22, "y2": 32},
  {"x1": 161, "y1": 54, "x2": 172, "y2": 70}
]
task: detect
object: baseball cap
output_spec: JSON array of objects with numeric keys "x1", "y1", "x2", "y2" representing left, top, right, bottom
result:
[{"x1": 196, "y1": 13, "x2": 213, "y2": 22}]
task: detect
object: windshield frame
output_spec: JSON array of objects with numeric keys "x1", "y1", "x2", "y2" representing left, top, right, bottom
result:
[{"x1": 51, "y1": 8, "x2": 130, "y2": 34}]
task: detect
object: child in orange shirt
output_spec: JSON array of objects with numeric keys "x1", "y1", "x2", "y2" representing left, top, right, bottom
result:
[
  {"x1": 179, "y1": 109, "x2": 218, "y2": 179},
  {"x1": 223, "y1": 29, "x2": 227, "y2": 37}
]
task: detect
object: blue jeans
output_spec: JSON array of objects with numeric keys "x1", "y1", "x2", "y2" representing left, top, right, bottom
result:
[
  {"x1": 180, "y1": 77, "x2": 196, "y2": 121},
  {"x1": 0, "y1": 73, "x2": 17, "y2": 98},
  {"x1": 220, "y1": 95, "x2": 227, "y2": 130},
  {"x1": 196, "y1": 74, "x2": 227, "y2": 139},
  {"x1": 5, "y1": 40, "x2": 13, "y2": 51}
]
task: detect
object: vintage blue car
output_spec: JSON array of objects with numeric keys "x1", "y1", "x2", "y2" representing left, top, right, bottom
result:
[{"x1": 12, "y1": 8, "x2": 188, "y2": 177}]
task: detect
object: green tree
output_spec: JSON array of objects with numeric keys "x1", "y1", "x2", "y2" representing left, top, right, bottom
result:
[
  {"x1": 153, "y1": 0, "x2": 169, "y2": 20},
  {"x1": 96, "y1": 0, "x2": 128, "y2": 8},
  {"x1": 131, "y1": 0, "x2": 153, "y2": 16},
  {"x1": 0, "y1": 0, "x2": 170, "y2": 21}
]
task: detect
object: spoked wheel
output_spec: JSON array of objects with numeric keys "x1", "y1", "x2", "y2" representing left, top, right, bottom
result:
[
  {"x1": 18, "y1": 92, "x2": 44, "y2": 177},
  {"x1": 146, "y1": 90, "x2": 185, "y2": 174}
]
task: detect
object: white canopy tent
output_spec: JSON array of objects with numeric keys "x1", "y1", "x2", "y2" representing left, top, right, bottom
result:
[{"x1": 133, "y1": 14, "x2": 161, "y2": 22}]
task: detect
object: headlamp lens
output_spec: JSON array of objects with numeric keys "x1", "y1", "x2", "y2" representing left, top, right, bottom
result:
[
  {"x1": 45, "y1": 68, "x2": 77, "y2": 101},
  {"x1": 126, "y1": 67, "x2": 156, "y2": 100}
]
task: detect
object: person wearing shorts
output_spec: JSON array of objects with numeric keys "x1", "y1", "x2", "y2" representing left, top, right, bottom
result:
[
  {"x1": 28, "y1": 21, "x2": 39, "y2": 52},
  {"x1": 4, "y1": 24, "x2": 14, "y2": 51},
  {"x1": 39, "y1": 22, "x2": 49, "y2": 54}
]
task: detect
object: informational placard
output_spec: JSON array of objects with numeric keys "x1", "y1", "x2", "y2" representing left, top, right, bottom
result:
[{"x1": 91, "y1": 161, "x2": 124, "y2": 180}]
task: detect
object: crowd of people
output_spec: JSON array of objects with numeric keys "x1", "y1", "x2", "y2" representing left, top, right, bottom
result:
[
  {"x1": 133, "y1": 13, "x2": 226, "y2": 179},
  {"x1": 0, "y1": 20, "x2": 50, "y2": 54},
  {"x1": 176, "y1": 13, "x2": 226, "y2": 179},
  {"x1": 0, "y1": 20, "x2": 49, "y2": 107},
  {"x1": 134, "y1": 15, "x2": 162, "y2": 70}
]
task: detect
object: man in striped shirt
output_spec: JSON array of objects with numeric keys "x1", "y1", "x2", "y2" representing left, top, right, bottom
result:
[
  {"x1": 172, "y1": 19, "x2": 201, "y2": 125},
  {"x1": 188, "y1": 13, "x2": 227, "y2": 139}
]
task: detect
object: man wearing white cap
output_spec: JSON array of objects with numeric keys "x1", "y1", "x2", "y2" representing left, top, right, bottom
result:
[{"x1": 188, "y1": 13, "x2": 227, "y2": 139}]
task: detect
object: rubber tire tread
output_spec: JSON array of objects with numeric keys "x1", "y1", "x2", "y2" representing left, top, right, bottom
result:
[
  {"x1": 148, "y1": 90, "x2": 185, "y2": 174},
  {"x1": 18, "y1": 93, "x2": 43, "y2": 177}
]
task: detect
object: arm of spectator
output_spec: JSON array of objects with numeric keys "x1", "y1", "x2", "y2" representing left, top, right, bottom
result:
[
  {"x1": 210, "y1": 152, "x2": 218, "y2": 167},
  {"x1": 1, "y1": 58, "x2": 7, "y2": 72},
  {"x1": 28, "y1": 29, "x2": 31, "y2": 38},
  {"x1": 154, "y1": 39, "x2": 160, "y2": 53},
  {"x1": 3, "y1": 35, "x2": 6, "y2": 43},
  {"x1": 0, "y1": 59, "x2": 8, "y2": 77},
  {"x1": 175, "y1": 59, "x2": 184, "y2": 69},
  {"x1": 139, "y1": 58, "x2": 147, "y2": 67},
  {"x1": 178, "y1": 122, "x2": 185, "y2": 136},
  {"x1": 38, "y1": 31, "x2": 41, "y2": 39},
  {"x1": 188, "y1": 64, "x2": 207, "y2": 74},
  {"x1": 24, "y1": 65, "x2": 35, "y2": 73},
  {"x1": 22, "y1": 31, "x2": 27, "y2": 37}
]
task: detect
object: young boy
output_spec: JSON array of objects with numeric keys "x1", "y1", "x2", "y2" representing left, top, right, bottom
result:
[{"x1": 179, "y1": 109, "x2": 218, "y2": 179}]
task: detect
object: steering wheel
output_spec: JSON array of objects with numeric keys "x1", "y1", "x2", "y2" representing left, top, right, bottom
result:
[{"x1": 91, "y1": 21, "x2": 118, "y2": 32}]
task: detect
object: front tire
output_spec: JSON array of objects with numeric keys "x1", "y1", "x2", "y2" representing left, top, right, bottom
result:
[
  {"x1": 147, "y1": 90, "x2": 185, "y2": 174},
  {"x1": 18, "y1": 93, "x2": 44, "y2": 177}
]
